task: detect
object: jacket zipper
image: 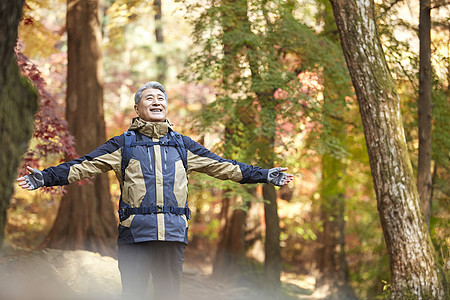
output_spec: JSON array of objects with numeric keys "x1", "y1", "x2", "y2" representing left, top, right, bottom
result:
[
  {"x1": 147, "y1": 147, "x2": 153, "y2": 173},
  {"x1": 163, "y1": 146, "x2": 168, "y2": 171}
]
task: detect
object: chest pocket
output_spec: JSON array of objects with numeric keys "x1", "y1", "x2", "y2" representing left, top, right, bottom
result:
[
  {"x1": 122, "y1": 158, "x2": 146, "y2": 207},
  {"x1": 173, "y1": 158, "x2": 188, "y2": 206}
]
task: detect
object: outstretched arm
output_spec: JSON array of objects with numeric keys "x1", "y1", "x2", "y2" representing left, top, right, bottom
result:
[
  {"x1": 17, "y1": 135, "x2": 123, "y2": 190},
  {"x1": 183, "y1": 135, "x2": 294, "y2": 186}
]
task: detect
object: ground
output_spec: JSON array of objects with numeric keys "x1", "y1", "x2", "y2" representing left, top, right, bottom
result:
[{"x1": 0, "y1": 247, "x2": 318, "y2": 300}]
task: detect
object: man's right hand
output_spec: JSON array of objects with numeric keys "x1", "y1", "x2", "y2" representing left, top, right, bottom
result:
[{"x1": 17, "y1": 166, "x2": 44, "y2": 190}]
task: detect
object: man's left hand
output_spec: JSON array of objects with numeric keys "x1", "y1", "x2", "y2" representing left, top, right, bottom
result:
[{"x1": 267, "y1": 167, "x2": 294, "y2": 186}]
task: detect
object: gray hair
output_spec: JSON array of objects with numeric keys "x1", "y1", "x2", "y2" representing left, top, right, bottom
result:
[{"x1": 134, "y1": 81, "x2": 167, "y2": 104}]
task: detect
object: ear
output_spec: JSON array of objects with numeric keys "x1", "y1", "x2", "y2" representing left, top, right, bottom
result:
[{"x1": 134, "y1": 104, "x2": 139, "y2": 116}]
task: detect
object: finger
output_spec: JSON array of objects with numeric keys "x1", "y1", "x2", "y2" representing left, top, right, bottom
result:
[
  {"x1": 26, "y1": 166, "x2": 34, "y2": 173},
  {"x1": 18, "y1": 183, "x2": 29, "y2": 189},
  {"x1": 17, "y1": 176, "x2": 26, "y2": 182},
  {"x1": 279, "y1": 167, "x2": 288, "y2": 172},
  {"x1": 18, "y1": 180, "x2": 29, "y2": 187},
  {"x1": 282, "y1": 176, "x2": 294, "y2": 185}
]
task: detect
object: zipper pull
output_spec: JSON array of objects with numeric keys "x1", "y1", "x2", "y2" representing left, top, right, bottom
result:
[
  {"x1": 164, "y1": 145, "x2": 168, "y2": 171},
  {"x1": 147, "y1": 147, "x2": 153, "y2": 173}
]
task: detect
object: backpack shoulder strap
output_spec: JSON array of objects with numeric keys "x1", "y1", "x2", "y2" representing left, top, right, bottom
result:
[
  {"x1": 169, "y1": 130, "x2": 188, "y2": 171},
  {"x1": 121, "y1": 130, "x2": 136, "y2": 181}
]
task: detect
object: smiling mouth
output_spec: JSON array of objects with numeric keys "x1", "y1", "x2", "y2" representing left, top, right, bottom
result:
[{"x1": 150, "y1": 109, "x2": 163, "y2": 112}]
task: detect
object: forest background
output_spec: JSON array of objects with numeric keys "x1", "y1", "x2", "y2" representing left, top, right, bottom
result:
[{"x1": 1, "y1": 0, "x2": 449, "y2": 299}]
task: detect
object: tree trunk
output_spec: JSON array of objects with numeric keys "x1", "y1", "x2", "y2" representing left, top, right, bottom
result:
[
  {"x1": 42, "y1": 0, "x2": 116, "y2": 256},
  {"x1": 213, "y1": 193, "x2": 247, "y2": 277},
  {"x1": 329, "y1": 0, "x2": 446, "y2": 298},
  {"x1": 315, "y1": 2, "x2": 357, "y2": 297},
  {"x1": 263, "y1": 181, "x2": 281, "y2": 293},
  {"x1": 241, "y1": 0, "x2": 281, "y2": 287},
  {"x1": 212, "y1": 125, "x2": 249, "y2": 278},
  {"x1": 253, "y1": 99, "x2": 281, "y2": 292},
  {"x1": 316, "y1": 153, "x2": 357, "y2": 299},
  {"x1": 417, "y1": 0, "x2": 432, "y2": 229},
  {"x1": 154, "y1": 0, "x2": 166, "y2": 84},
  {"x1": 250, "y1": 43, "x2": 281, "y2": 300},
  {"x1": 0, "y1": 0, "x2": 39, "y2": 248},
  {"x1": 212, "y1": 0, "x2": 253, "y2": 278}
]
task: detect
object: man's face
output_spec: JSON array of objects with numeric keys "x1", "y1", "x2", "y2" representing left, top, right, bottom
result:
[{"x1": 134, "y1": 88, "x2": 168, "y2": 122}]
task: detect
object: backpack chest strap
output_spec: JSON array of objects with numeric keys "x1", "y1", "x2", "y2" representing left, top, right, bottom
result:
[
  {"x1": 131, "y1": 140, "x2": 178, "y2": 147},
  {"x1": 118, "y1": 204, "x2": 191, "y2": 221}
]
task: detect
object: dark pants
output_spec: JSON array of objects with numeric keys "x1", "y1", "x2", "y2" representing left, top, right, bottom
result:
[{"x1": 118, "y1": 241, "x2": 186, "y2": 300}]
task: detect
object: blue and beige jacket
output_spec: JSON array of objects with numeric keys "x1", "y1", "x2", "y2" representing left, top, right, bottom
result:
[{"x1": 42, "y1": 117, "x2": 269, "y2": 245}]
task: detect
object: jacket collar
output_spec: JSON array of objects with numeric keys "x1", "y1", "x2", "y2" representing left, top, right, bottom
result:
[{"x1": 128, "y1": 117, "x2": 172, "y2": 138}]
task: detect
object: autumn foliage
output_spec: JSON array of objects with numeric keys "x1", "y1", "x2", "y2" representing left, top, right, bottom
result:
[{"x1": 15, "y1": 48, "x2": 77, "y2": 176}]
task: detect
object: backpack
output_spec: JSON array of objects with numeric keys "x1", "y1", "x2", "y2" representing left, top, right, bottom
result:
[
  {"x1": 119, "y1": 130, "x2": 190, "y2": 221},
  {"x1": 120, "y1": 130, "x2": 188, "y2": 181}
]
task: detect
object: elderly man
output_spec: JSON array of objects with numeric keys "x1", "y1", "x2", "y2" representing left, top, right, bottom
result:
[{"x1": 17, "y1": 81, "x2": 294, "y2": 300}]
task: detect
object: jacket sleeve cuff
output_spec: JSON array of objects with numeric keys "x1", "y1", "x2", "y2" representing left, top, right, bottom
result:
[
  {"x1": 238, "y1": 167, "x2": 269, "y2": 184},
  {"x1": 42, "y1": 168, "x2": 69, "y2": 187},
  {"x1": 261, "y1": 168, "x2": 269, "y2": 183},
  {"x1": 42, "y1": 170, "x2": 51, "y2": 187}
]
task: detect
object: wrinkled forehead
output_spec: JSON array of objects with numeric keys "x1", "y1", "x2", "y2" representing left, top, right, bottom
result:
[{"x1": 141, "y1": 88, "x2": 165, "y2": 98}]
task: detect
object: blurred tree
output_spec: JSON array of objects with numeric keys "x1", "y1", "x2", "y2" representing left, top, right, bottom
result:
[
  {"x1": 41, "y1": 0, "x2": 116, "y2": 256},
  {"x1": 212, "y1": 0, "x2": 253, "y2": 279},
  {"x1": 244, "y1": 5, "x2": 282, "y2": 289},
  {"x1": 417, "y1": 0, "x2": 432, "y2": 228},
  {"x1": 16, "y1": 51, "x2": 77, "y2": 176},
  {"x1": 329, "y1": 0, "x2": 446, "y2": 298},
  {"x1": 213, "y1": 190, "x2": 248, "y2": 277},
  {"x1": 0, "y1": 0, "x2": 39, "y2": 248},
  {"x1": 313, "y1": 2, "x2": 357, "y2": 298}
]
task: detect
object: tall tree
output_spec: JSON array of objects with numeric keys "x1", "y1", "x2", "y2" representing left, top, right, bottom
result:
[
  {"x1": 316, "y1": 82, "x2": 357, "y2": 299},
  {"x1": 417, "y1": 0, "x2": 432, "y2": 228},
  {"x1": 239, "y1": 0, "x2": 281, "y2": 291},
  {"x1": 253, "y1": 87, "x2": 281, "y2": 294},
  {"x1": 42, "y1": 0, "x2": 116, "y2": 256},
  {"x1": 0, "y1": 0, "x2": 39, "y2": 248},
  {"x1": 313, "y1": 1, "x2": 357, "y2": 298},
  {"x1": 329, "y1": 0, "x2": 446, "y2": 298},
  {"x1": 212, "y1": 0, "x2": 258, "y2": 278},
  {"x1": 213, "y1": 191, "x2": 247, "y2": 277}
]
